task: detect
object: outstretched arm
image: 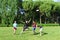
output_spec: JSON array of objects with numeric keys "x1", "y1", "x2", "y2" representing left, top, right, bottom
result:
[{"x1": 28, "y1": 18, "x2": 31, "y2": 23}]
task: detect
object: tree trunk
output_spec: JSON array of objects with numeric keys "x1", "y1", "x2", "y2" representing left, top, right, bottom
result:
[
  {"x1": 57, "y1": 17, "x2": 59, "y2": 23},
  {"x1": 45, "y1": 18, "x2": 46, "y2": 24},
  {"x1": 40, "y1": 15, "x2": 41, "y2": 24},
  {"x1": 33, "y1": 16, "x2": 34, "y2": 21}
]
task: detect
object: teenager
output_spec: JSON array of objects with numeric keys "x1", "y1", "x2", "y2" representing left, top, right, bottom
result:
[{"x1": 13, "y1": 21, "x2": 17, "y2": 34}]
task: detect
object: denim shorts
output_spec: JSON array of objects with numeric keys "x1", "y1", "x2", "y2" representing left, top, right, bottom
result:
[{"x1": 33, "y1": 27, "x2": 36, "y2": 30}]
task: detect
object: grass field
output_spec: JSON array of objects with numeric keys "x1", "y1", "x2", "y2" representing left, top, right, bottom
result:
[{"x1": 0, "y1": 26, "x2": 60, "y2": 40}]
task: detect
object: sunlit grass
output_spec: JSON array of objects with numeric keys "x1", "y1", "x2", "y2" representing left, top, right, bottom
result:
[{"x1": 0, "y1": 26, "x2": 60, "y2": 40}]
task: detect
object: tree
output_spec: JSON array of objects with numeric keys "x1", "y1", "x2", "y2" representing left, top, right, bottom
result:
[
  {"x1": 22, "y1": 1, "x2": 35, "y2": 21},
  {"x1": 0, "y1": 0, "x2": 17, "y2": 27},
  {"x1": 39, "y1": 2, "x2": 51, "y2": 24}
]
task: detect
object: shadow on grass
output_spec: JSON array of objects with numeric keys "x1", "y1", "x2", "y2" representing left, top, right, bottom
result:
[
  {"x1": 34, "y1": 32, "x2": 48, "y2": 36},
  {"x1": 34, "y1": 32, "x2": 40, "y2": 35},
  {"x1": 42, "y1": 32, "x2": 48, "y2": 36},
  {"x1": 15, "y1": 33, "x2": 20, "y2": 35}
]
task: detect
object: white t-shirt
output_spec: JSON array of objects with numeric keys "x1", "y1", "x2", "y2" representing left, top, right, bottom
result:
[
  {"x1": 13, "y1": 23, "x2": 17, "y2": 28},
  {"x1": 40, "y1": 28, "x2": 43, "y2": 31}
]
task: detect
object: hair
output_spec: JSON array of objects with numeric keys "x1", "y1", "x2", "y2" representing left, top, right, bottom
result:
[{"x1": 13, "y1": 21, "x2": 16, "y2": 23}]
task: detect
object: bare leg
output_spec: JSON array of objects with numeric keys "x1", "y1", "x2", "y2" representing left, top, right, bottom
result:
[
  {"x1": 13, "y1": 29, "x2": 16, "y2": 34},
  {"x1": 40, "y1": 31, "x2": 42, "y2": 36},
  {"x1": 33, "y1": 30, "x2": 36, "y2": 34}
]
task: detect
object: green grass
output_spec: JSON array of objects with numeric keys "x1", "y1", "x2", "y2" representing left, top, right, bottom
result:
[{"x1": 0, "y1": 26, "x2": 60, "y2": 40}]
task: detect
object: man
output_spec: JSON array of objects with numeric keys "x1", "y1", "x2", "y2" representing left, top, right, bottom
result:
[{"x1": 23, "y1": 19, "x2": 31, "y2": 32}]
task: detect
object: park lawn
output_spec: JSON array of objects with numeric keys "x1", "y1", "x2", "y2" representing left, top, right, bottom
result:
[{"x1": 0, "y1": 26, "x2": 60, "y2": 40}]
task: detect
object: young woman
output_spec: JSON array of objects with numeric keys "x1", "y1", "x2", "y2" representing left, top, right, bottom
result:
[
  {"x1": 13, "y1": 21, "x2": 17, "y2": 34},
  {"x1": 32, "y1": 21, "x2": 37, "y2": 34}
]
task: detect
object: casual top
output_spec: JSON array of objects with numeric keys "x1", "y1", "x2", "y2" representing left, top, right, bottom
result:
[
  {"x1": 13, "y1": 23, "x2": 17, "y2": 28},
  {"x1": 24, "y1": 22, "x2": 29, "y2": 26},
  {"x1": 40, "y1": 26, "x2": 43, "y2": 31},
  {"x1": 32, "y1": 22, "x2": 36, "y2": 28}
]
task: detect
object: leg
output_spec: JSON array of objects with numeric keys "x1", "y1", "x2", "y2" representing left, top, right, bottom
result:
[
  {"x1": 40, "y1": 28, "x2": 43, "y2": 36},
  {"x1": 23, "y1": 26, "x2": 26, "y2": 32},
  {"x1": 13, "y1": 27, "x2": 17, "y2": 34},
  {"x1": 21, "y1": 27, "x2": 26, "y2": 34},
  {"x1": 33, "y1": 27, "x2": 36, "y2": 34},
  {"x1": 33, "y1": 30, "x2": 35, "y2": 34},
  {"x1": 40, "y1": 31, "x2": 42, "y2": 36},
  {"x1": 13, "y1": 29, "x2": 16, "y2": 34},
  {"x1": 23, "y1": 28, "x2": 25, "y2": 31},
  {"x1": 25, "y1": 26, "x2": 28, "y2": 30}
]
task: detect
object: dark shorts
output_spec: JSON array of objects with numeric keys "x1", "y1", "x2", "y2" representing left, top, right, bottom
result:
[
  {"x1": 14, "y1": 27, "x2": 17, "y2": 30},
  {"x1": 24, "y1": 25, "x2": 28, "y2": 29},
  {"x1": 33, "y1": 27, "x2": 36, "y2": 30}
]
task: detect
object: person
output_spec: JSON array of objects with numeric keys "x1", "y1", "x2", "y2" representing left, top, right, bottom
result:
[
  {"x1": 23, "y1": 18, "x2": 31, "y2": 32},
  {"x1": 39, "y1": 26, "x2": 43, "y2": 36},
  {"x1": 13, "y1": 21, "x2": 17, "y2": 34},
  {"x1": 23, "y1": 21, "x2": 29, "y2": 31},
  {"x1": 32, "y1": 21, "x2": 37, "y2": 34}
]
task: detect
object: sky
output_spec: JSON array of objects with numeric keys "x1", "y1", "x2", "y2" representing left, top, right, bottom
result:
[
  {"x1": 22, "y1": 0, "x2": 60, "y2": 2},
  {"x1": 53, "y1": 0, "x2": 60, "y2": 2}
]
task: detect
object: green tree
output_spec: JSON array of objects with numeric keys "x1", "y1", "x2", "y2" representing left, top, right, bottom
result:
[
  {"x1": 0, "y1": 0, "x2": 17, "y2": 27},
  {"x1": 39, "y1": 2, "x2": 51, "y2": 24}
]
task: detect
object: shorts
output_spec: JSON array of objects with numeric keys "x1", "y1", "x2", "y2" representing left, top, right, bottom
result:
[
  {"x1": 14, "y1": 27, "x2": 17, "y2": 30},
  {"x1": 33, "y1": 27, "x2": 36, "y2": 31}
]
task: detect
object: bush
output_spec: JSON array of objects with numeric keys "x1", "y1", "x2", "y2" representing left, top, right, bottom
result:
[{"x1": 37, "y1": 24, "x2": 59, "y2": 26}]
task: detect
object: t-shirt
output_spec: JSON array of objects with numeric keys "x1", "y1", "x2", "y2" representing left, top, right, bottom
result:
[
  {"x1": 13, "y1": 23, "x2": 17, "y2": 28},
  {"x1": 32, "y1": 22, "x2": 36, "y2": 27},
  {"x1": 25, "y1": 22, "x2": 29, "y2": 26}
]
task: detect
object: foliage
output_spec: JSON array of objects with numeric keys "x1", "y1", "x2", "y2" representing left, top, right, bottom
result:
[
  {"x1": 0, "y1": 0, "x2": 17, "y2": 27},
  {"x1": 0, "y1": 0, "x2": 60, "y2": 27}
]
